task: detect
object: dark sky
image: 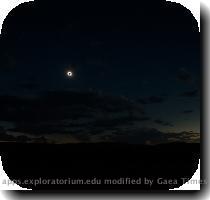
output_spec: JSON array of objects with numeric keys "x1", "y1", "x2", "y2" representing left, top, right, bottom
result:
[{"x1": 0, "y1": 0, "x2": 200, "y2": 144}]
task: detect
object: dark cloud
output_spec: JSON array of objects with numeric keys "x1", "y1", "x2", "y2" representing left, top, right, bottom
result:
[
  {"x1": 176, "y1": 68, "x2": 193, "y2": 84},
  {"x1": 182, "y1": 110, "x2": 193, "y2": 114},
  {"x1": 0, "y1": 90, "x2": 144, "y2": 122},
  {"x1": 0, "y1": 127, "x2": 16, "y2": 142},
  {"x1": 0, "y1": 126, "x2": 32, "y2": 143},
  {"x1": 92, "y1": 116, "x2": 151, "y2": 129},
  {"x1": 137, "y1": 117, "x2": 151, "y2": 121},
  {"x1": 154, "y1": 119, "x2": 174, "y2": 127},
  {"x1": 138, "y1": 96, "x2": 165, "y2": 104},
  {"x1": 1, "y1": 127, "x2": 200, "y2": 144},
  {"x1": 32, "y1": 136, "x2": 48, "y2": 143},
  {"x1": 166, "y1": 131, "x2": 200, "y2": 143},
  {"x1": 179, "y1": 89, "x2": 198, "y2": 97},
  {"x1": 0, "y1": 90, "x2": 147, "y2": 135},
  {"x1": 95, "y1": 128, "x2": 168, "y2": 144},
  {"x1": 0, "y1": 90, "x2": 199, "y2": 144},
  {"x1": 57, "y1": 128, "x2": 199, "y2": 144},
  {"x1": 15, "y1": 135, "x2": 31, "y2": 143},
  {"x1": 87, "y1": 128, "x2": 199, "y2": 144}
]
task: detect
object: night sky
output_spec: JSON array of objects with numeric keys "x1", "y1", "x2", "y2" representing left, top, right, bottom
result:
[{"x1": 0, "y1": 1, "x2": 200, "y2": 144}]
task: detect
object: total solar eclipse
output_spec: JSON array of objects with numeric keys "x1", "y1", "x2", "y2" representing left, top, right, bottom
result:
[{"x1": 67, "y1": 71, "x2": 73, "y2": 77}]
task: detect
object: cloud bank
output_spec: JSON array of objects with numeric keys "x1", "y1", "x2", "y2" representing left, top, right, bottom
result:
[{"x1": 0, "y1": 90, "x2": 199, "y2": 144}]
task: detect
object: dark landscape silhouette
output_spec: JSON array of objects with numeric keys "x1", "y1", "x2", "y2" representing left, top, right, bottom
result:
[{"x1": 0, "y1": 142, "x2": 200, "y2": 190}]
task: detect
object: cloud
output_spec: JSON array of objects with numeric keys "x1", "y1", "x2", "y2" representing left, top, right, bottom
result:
[
  {"x1": 0, "y1": 90, "x2": 143, "y2": 122},
  {"x1": 15, "y1": 135, "x2": 31, "y2": 143},
  {"x1": 154, "y1": 119, "x2": 174, "y2": 127},
  {"x1": 2, "y1": 128, "x2": 200, "y2": 144},
  {"x1": 88, "y1": 127, "x2": 167, "y2": 144},
  {"x1": 179, "y1": 89, "x2": 198, "y2": 97},
  {"x1": 0, "y1": 90, "x2": 147, "y2": 134},
  {"x1": 1, "y1": 128, "x2": 49, "y2": 143},
  {"x1": 137, "y1": 96, "x2": 165, "y2": 104},
  {"x1": 88, "y1": 128, "x2": 200, "y2": 144},
  {"x1": 176, "y1": 68, "x2": 193, "y2": 84},
  {"x1": 182, "y1": 110, "x2": 193, "y2": 114},
  {"x1": 0, "y1": 126, "x2": 32, "y2": 143},
  {"x1": 0, "y1": 90, "x2": 199, "y2": 144},
  {"x1": 166, "y1": 131, "x2": 200, "y2": 143},
  {"x1": 0, "y1": 127, "x2": 16, "y2": 142}
]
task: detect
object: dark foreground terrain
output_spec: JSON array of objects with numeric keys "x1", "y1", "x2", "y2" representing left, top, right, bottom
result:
[{"x1": 0, "y1": 142, "x2": 200, "y2": 190}]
